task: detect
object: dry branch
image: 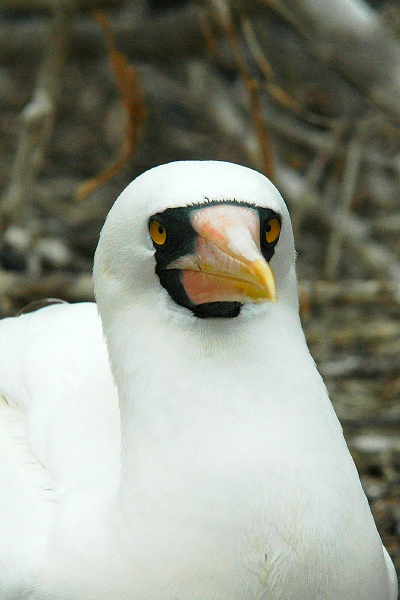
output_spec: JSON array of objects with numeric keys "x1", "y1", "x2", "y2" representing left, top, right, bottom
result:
[
  {"x1": 325, "y1": 116, "x2": 372, "y2": 279},
  {"x1": 319, "y1": 355, "x2": 399, "y2": 379},
  {"x1": 0, "y1": 5, "x2": 206, "y2": 64},
  {"x1": 0, "y1": 0, "x2": 120, "y2": 9},
  {"x1": 75, "y1": 12, "x2": 147, "y2": 200},
  {"x1": 208, "y1": 0, "x2": 274, "y2": 178},
  {"x1": 0, "y1": 2, "x2": 76, "y2": 233},
  {"x1": 305, "y1": 320, "x2": 400, "y2": 345},
  {"x1": 276, "y1": 165, "x2": 400, "y2": 293},
  {"x1": 372, "y1": 214, "x2": 400, "y2": 234},
  {"x1": 269, "y1": 0, "x2": 400, "y2": 125},
  {"x1": 289, "y1": 122, "x2": 346, "y2": 238},
  {"x1": 342, "y1": 416, "x2": 400, "y2": 432},
  {"x1": 298, "y1": 280, "x2": 400, "y2": 305},
  {"x1": 0, "y1": 270, "x2": 94, "y2": 307}
]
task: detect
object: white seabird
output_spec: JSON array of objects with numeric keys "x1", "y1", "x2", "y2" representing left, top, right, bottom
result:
[{"x1": 0, "y1": 161, "x2": 397, "y2": 600}]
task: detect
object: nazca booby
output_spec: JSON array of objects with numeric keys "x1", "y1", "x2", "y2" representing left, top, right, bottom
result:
[{"x1": 0, "y1": 161, "x2": 397, "y2": 600}]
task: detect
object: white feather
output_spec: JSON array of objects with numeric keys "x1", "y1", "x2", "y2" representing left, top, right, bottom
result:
[{"x1": 0, "y1": 161, "x2": 397, "y2": 600}]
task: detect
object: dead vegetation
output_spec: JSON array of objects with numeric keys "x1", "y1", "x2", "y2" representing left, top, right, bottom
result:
[{"x1": 0, "y1": 0, "x2": 399, "y2": 583}]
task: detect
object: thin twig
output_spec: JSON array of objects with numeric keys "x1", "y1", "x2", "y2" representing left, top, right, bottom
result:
[
  {"x1": 0, "y1": 0, "x2": 119, "y2": 9},
  {"x1": 75, "y1": 11, "x2": 147, "y2": 201},
  {"x1": 0, "y1": 1, "x2": 76, "y2": 234},
  {"x1": 275, "y1": 164, "x2": 400, "y2": 298},
  {"x1": 298, "y1": 280, "x2": 400, "y2": 305},
  {"x1": 291, "y1": 122, "x2": 346, "y2": 239},
  {"x1": 325, "y1": 116, "x2": 373, "y2": 280},
  {"x1": 267, "y1": 0, "x2": 400, "y2": 126},
  {"x1": 0, "y1": 5, "x2": 207, "y2": 64},
  {"x1": 0, "y1": 270, "x2": 94, "y2": 309},
  {"x1": 209, "y1": 0, "x2": 274, "y2": 178},
  {"x1": 241, "y1": 16, "x2": 275, "y2": 79},
  {"x1": 241, "y1": 15, "x2": 338, "y2": 129}
]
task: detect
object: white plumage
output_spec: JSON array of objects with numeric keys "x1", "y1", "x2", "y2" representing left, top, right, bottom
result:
[{"x1": 0, "y1": 161, "x2": 397, "y2": 599}]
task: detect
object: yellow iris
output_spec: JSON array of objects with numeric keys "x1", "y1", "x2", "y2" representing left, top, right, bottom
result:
[
  {"x1": 150, "y1": 220, "x2": 167, "y2": 246},
  {"x1": 265, "y1": 218, "x2": 281, "y2": 244}
]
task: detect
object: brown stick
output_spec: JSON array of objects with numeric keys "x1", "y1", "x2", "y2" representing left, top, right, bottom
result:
[
  {"x1": 0, "y1": 5, "x2": 206, "y2": 64},
  {"x1": 268, "y1": 0, "x2": 400, "y2": 125},
  {"x1": 276, "y1": 164, "x2": 400, "y2": 291},
  {"x1": 75, "y1": 12, "x2": 147, "y2": 201},
  {"x1": 209, "y1": 0, "x2": 274, "y2": 178},
  {"x1": 0, "y1": 1, "x2": 76, "y2": 233}
]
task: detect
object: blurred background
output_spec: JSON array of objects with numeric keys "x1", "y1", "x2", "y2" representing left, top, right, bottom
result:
[{"x1": 0, "y1": 0, "x2": 399, "y2": 585}]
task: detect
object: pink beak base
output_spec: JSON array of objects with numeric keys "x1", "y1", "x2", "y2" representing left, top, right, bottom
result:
[{"x1": 168, "y1": 204, "x2": 277, "y2": 306}]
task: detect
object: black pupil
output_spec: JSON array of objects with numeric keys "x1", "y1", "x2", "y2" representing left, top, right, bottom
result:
[
  {"x1": 265, "y1": 223, "x2": 271, "y2": 232},
  {"x1": 158, "y1": 226, "x2": 164, "y2": 234}
]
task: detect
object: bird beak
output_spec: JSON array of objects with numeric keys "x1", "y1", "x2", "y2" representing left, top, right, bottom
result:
[{"x1": 167, "y1": 204, "x2": 276, "y2": 305}]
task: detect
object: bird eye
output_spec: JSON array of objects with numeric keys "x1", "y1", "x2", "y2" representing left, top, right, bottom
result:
[
  {"x1": 150, "y1": 220, "x2": 167, "y2": 246},
  {"x1": 264, "y1": 218, "x2": 281, "y2": 244}
]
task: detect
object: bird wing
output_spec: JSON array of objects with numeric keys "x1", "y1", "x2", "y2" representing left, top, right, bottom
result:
[{"x1": 0, "y1": 302, "x2": 120, "y2": 593}]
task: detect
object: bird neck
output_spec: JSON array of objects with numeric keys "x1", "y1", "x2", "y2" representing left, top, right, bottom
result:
[{"x1": 103, "y1": 298, "x2": 308, "y2": 495}]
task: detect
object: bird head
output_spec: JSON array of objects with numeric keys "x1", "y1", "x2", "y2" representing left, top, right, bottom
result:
[{"x1": 94, "y1": 161, "x2": 297, "y2": 323}]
